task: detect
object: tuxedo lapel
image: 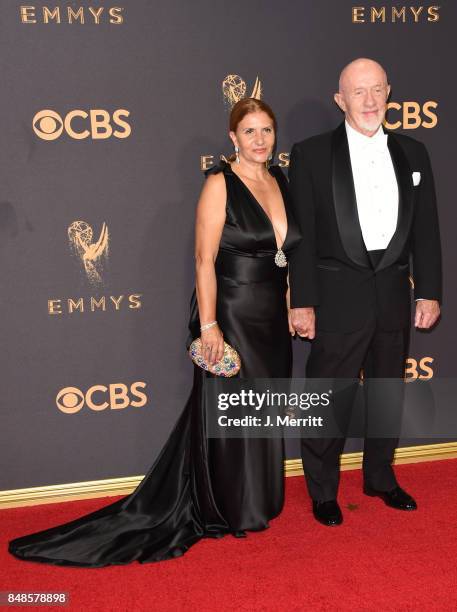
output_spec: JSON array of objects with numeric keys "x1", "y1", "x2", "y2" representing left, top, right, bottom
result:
[
  {"x1": 332, "y1": 123, "x2": 370, "y2": 268},
  {"x1": 376, "y1": 132, "x2": 414, "y2": 271}
]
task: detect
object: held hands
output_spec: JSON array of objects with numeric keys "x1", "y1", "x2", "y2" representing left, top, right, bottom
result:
[
  {"x1": 415, "y1": 299, "x2": 440, "y2": 329},
  {"x1": 289, "y1": 307, "x2": 316, "y2": 339},
  {"x1": 201, "y1": 324, "x2": 224, "y2": 365}
]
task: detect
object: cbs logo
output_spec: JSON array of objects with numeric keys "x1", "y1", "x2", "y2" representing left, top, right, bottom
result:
[
  {"x1": 384, "y1": 101, "x2": 438, "y2": 130},
  {"x1": 405, "y1": 357, "x2": 434, "y2": 382},
  {"x1": 56, "y1": 382, "x2": 147, "y2": 413},
  {"x1": 33, "y1": 109, "x2": 131, "y2": 140}
]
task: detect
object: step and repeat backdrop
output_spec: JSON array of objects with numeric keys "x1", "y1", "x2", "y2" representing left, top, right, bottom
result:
[{"x1": 1, "y1": 1, "x2": 455, "y2": 490}]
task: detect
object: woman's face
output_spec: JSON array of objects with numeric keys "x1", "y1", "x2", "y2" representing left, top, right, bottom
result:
[{"x1": 230, "y1": 111, "x2": 275, "y2": 164}]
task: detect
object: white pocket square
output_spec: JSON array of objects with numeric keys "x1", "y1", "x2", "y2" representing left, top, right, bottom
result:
[{"x1": 412, "y1": 171, "x2": 421, "y2": 186}]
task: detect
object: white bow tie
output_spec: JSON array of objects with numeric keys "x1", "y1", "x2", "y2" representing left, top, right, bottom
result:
[{"x1": 360, "y1": 132, "x2": 388, "y2": 154}]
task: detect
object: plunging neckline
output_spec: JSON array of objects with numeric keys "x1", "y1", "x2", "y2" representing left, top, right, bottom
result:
[{"x1": 230, "y1": 166, "x2": 289, "y2": 251}]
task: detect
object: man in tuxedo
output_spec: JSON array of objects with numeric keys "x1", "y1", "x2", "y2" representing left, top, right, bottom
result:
[{"x1": 288, "y1": 58, "x2": 442, "y2": 526}]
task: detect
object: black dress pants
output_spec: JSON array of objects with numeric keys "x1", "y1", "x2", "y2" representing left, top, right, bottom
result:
[
  {"x1": 302, "y1": 252, "x2": 410, "y2": 501},
  {"x1": 302, "y1": 317, "x2": 409, "y2": 500}
]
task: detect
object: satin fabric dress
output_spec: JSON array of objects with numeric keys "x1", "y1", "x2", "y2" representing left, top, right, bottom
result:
[{"x1": 8, "y1": 161, "x2": 301, "y2": 567}]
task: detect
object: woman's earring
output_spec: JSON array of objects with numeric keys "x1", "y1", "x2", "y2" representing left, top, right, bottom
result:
[
  {"x1": 266, "y1": 152, "x2": 273, "y2": 169},
  {"x1": 235, "y1": 146, "x2": 240, "y2": 164}
]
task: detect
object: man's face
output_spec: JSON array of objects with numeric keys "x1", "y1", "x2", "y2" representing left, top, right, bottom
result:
[{"x1": 334, "y1": 62, "x2": 390, "y2": 136}]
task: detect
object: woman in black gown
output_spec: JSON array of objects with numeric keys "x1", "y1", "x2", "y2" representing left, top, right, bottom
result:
[{"x1": 8, "y1": 98, "x2": 302, "y2": 567}]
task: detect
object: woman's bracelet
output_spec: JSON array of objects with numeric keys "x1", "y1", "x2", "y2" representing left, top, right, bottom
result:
[{"x1": 200, "y1": 320, "x2": 217, "y2": 332}]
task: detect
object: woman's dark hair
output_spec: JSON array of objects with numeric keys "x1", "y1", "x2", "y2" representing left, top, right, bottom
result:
[{"x1": 227, "y1": 98, "x2": 277, "y2": 161}]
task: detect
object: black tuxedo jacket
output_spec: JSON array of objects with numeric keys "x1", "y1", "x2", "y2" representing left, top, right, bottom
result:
[{"x1": 288, "y1": 122, "x2": 442, "y2": 332}]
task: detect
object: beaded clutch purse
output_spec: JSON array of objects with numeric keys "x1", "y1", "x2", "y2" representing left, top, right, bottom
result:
[{"x1": 188, "y1": 338, "x2": 241, "y2": 377}]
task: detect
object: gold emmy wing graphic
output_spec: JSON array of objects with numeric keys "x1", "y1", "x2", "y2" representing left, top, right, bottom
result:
[
  {"x1": 68, "y1": 221, "x2": 109, "y2": 285},
  {"x1": 222, "y1": 74, "x2": 262, "y2": 108}
]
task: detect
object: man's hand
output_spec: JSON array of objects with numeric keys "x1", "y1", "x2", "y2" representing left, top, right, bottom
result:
[
  {"x1": 290, "y1": 307, "x2": 316, "y2": 339},
  {"x1": 415, "y1": 299, "x2": 440, "y2": 329}
]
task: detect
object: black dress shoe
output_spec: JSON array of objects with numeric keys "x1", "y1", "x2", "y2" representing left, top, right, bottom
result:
[
  {"x1": 312, "y1": 500, "x2": 343, "y2": 526},
  {"x1": 364, "y1": 485, "x2": 417, "y2": 510}
]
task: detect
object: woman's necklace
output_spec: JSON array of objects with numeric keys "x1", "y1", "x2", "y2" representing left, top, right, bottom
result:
[{"x1": 271, "y1": 222, "x2": 287, "y2": 268}]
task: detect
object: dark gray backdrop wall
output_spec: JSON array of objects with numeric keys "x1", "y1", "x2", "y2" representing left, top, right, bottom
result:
[{"x1": 1, "y1": 1, "x2": 455, "y2": 490}]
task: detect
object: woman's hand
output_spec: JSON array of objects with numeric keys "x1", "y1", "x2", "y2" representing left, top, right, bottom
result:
[
  {"x1": 201, "y1": 324, "x2": 224, "y2": 365},
  {"x1": 286, "y1": 284, "x2": 295, "y2": 336},
  {"x1": 288, "y1": 309, "x2": 296, "y2": 336},
  {"x1": 290, "y1": 307, "x2": 315, "y2": 339}
]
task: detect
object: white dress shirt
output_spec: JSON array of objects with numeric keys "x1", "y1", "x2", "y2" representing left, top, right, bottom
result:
[{"x1": 345, "y1": 120, "x2": 398, "y2": 251}]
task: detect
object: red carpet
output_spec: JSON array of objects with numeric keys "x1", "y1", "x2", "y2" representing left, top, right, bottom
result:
[{"x1": 2, "y1": 460, "x2": 457, "y2": 611}]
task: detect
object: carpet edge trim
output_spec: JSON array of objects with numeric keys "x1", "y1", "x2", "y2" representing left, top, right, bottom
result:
[{"x1": 2, "y1": 442, "x2": 457, "y2": 508}]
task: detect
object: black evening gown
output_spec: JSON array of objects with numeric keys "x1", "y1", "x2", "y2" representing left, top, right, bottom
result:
[{"x1": 8, "y1": 161, "x2": 302, "y2": 567}]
